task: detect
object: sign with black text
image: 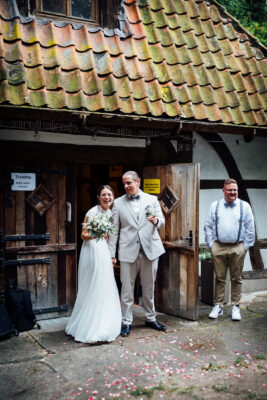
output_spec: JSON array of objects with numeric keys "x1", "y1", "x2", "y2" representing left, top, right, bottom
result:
[{"x1": 11, "y1": 173, "x2": 36, "y2": 191}]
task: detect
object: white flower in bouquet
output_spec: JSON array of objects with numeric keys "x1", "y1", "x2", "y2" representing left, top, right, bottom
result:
[
  {"x1": 145, "y1": 205, "x2": 154, "y2": 217},
  {"x1": 83, "y1": 214, "x2": 115, "y2": 241}
]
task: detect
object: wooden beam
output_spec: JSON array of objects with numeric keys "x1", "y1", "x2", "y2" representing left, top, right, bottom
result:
[
  {"x1": 1, "y1": 105, "x2": 267, "y2": 136},
  {"x1": 6, "y1": 243, "x2": 76, "y2": 254},
  {"x1": 258, "y1": 239, "x2": 267, "y2": 249},
  {"x1": 242, "y1": 270, "x2": 267, "y2": 279}
]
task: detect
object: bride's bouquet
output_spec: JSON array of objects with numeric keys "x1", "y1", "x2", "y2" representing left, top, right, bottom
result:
[{"x1": 83, "y1": 214, "x2": 115, "y2": 241}]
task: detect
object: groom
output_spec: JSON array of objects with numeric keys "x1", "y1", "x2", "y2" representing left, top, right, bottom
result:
[{"x1": 110, "y1": 171, "x2": 166, "y2": 337}]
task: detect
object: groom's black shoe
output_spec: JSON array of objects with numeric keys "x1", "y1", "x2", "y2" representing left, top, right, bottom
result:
[
  {"x1": 120, "y1": 324, "x2": 131, "y2": 337},
  {"x1": 145, "y1": 320, "x2": 167, "y2": 332}
]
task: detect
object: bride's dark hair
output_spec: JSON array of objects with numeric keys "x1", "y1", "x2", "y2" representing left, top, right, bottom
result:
[{"x1": 97, "y1": 185, "x2": 115, "y2": 208}]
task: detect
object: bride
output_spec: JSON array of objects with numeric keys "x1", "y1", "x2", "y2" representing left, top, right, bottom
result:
[{"x1": 65, "y1": 185, "x2": 121, "y2": 343}]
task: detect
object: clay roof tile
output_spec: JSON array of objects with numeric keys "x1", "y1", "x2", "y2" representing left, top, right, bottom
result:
[
  {"x1": 250, "y1": 74, "x2": 266, "y2": 94},
  {"x1": 152, "y1": 9, "x2": 168, "y2": 28},
  {"x1": 63, "y1": 69, "x2": 83, "y2": 93},
  {"x1": 229, "y1": 106, "x2": 245, "y2": 124},
  {"x1": 116, "y1": 76, "x2": 131, "y2": 98},
  {"x1": 25, "y1": 65, "x2": 45, "y2": 89},
  {"x1": 128, "y1": 20, "x2": 147, "y2": 39},
  {"x1": 143, "y1": 23, "x2": 159, "y2": 43},
  {"x1": 153, "y1": 60, "x2": 170, "y2": 82},
  {"x1": 125, "y1": 2, "x2": 142, "y2": 23},
  {"x1": 133, "y1": 37, "x2": 151, "y2": 60},
  {"x1": 124, "y1": 56, "x2": 143, "y2": 79},
  {"x1": 160, "y1": 0, "x2": 177, "y2": 14},
  {"x1": 197, "y1": 0, "x2": 210, "y2": 20},
  {"x1": 84, "y1": 91, "x2": 104, "y2": 111},
  {"x1": 104, "y1": 93, "x2": 121, "y2": 112},
  {"x1": 131, "y1": 77, "x2": 147, "y2": 99},
  {"x1": 149, "y1": 42, "x2": 164, "y2": 62},
  {"x1": 205, "y1": 103, "x2": 222, "y2": 121},
  {"x1": 111, "y1": 55, "x2": 128, "y2": 77},
  {"x1": 191, "y1": 17, "x2": 204, "y2": 36},
  {"x1": 46, "y1": 88, "x2": 66, "y2": 109},
  {"x1": 139, "y1": 58, "x2": 156, "y2": 80},
  {"x1": 120, "y1": 96, "x2": 134, "y2": 114},
  {"x1": 135, "y1": 96, "x2": 150, "y2": 114},
  {"x1": 169, "y1": 27, "x2": 187, "y2": 46},
  {"x1": 28, "y1": 88, "x2": 47, "y2": 107},
  {"x1": 150, "y1": 98, "x2": 164, "y2": 116},
  {"x1": 167, "y1": 14, "x2": 180, "y2": 30},
  {"x1": 66, "y1": 91, "x2": 84, "y2": 109},
  {"x1": 164, "y1": 100, "x2": 181, "y2": 116},
  {"x1": 93, "y1": 52, "x2": 112, "y2": 75},
  {"x1": 210, "y1": 4, "x2": 222, "y2": 23},
  {"x1": 186, "y1": 0, "x2": 200, "y2": 18},
  {"x1": 157, "y1": 26, "x2": 173, "y2": 46}
]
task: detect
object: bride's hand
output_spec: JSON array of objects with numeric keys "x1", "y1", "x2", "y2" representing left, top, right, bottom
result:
[
  {"x1": 81, "y1": 216, "x2": 94, "y2": 241},
  {"x1": 81, "y1": 231, "x2": 93, "y2": 241}
]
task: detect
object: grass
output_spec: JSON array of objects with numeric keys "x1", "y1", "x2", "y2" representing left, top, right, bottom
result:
[
  {"x1": 201, "y1": 362, "x2": 225, "y2": 371},
  {"x1": 130, "y1": 386, "x2": 154, "y2": 398},
  {"x1": 212, "y1": 384, "x2": 230, "y2": 393},
  {"x1": 212, "y1": 384, "x2": 267, "y2": 400},
  {"x1": 130, "y1": 383, "x2": 195, "y2": 398},
  {"x1": 255, "y1": 354, "x2": 266, "y2": 360},
  {"x1": 177, "y1": 385, "x2": 196, "y2": 395},
  {"x1": 130, "y1": 382, "x2": 177, "y2": 398}
]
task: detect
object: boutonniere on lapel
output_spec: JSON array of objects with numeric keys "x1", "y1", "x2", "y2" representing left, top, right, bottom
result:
[{"x1": 145, "y1": 205, "x2": 154, "y2": 218}]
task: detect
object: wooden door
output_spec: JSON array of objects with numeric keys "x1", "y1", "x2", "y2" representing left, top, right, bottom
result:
[
  {"x1": 143, "y1": 164, "x2": 200, "y2": 320},
  {"x1": 0, "y1": 163, "x2": 77, "y2": 317}
]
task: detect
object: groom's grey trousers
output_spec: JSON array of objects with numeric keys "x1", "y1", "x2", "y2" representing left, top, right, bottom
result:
[{"x1": 120, "y1": 250, "x2": 158, "y2": 325}]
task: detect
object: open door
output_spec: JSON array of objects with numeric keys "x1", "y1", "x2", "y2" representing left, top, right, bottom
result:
[{"x1": 143, "y1": 164, "x2": 200, "y2": 320}]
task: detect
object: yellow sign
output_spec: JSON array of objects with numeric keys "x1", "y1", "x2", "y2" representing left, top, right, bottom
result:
[{"x1": 143, "y1": 179, "x2": 160, "y2": 194}]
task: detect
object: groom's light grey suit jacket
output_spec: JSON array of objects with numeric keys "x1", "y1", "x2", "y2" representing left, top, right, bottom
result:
[{"x1": 109, "y1": 190, "x2": 165, "y2": 263}]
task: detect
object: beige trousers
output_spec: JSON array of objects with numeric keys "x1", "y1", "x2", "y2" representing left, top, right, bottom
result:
[
  {"x1": 120, "y1": 251, "x2": 159, "y2": 325},
  {"x1": 211, "y1": 241, "x2": 247, "y2": 307}
]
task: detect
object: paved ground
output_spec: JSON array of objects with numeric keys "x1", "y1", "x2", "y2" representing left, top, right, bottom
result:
[{"x1": 0, "y1": 295, "x2": 267, "y2": 400}]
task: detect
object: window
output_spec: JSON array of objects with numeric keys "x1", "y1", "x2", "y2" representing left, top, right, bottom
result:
[{"x1": 36, "y1": 0, "x2": 98, "y2": 24}]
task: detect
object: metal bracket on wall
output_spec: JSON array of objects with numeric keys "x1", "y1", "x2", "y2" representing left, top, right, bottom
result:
[
  {"x1": 1, "y1": 257, "x2": 51, "y2": 268},
  {"x1": 1, "y1": 233, "x2": 50, "y2": 242}
]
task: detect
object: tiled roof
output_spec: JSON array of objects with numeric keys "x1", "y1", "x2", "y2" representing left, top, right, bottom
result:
[{"x1": 0, "y1": 0, "x2": 266, "y2": 126}]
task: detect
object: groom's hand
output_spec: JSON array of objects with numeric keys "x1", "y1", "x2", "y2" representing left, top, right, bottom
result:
[
  {"x1": 147, "y1": 216, "x2": 158, "y2": 226},
  {"x1": 112, "y1": 257, "x2": 117, "y2": 266}
]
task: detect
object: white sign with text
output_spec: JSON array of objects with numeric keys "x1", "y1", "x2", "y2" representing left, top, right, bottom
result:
[{"x1": 11, "y1": 173, "x2": 36, "y2": 191}]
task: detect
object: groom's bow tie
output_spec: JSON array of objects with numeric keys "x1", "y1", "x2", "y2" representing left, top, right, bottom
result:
[
  {"x1": 128, "y1": 194, "x2": 140, "y2": 201},
  {"x1": 224, "y1": 202, "x2": 236, "y2": 208}
]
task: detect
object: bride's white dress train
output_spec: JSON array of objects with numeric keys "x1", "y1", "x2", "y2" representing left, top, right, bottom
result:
[{"x1": 65, "y1": 207, "x2": 121, "y2": 343}]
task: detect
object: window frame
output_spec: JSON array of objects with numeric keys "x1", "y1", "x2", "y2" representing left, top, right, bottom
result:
[{"x1": 36, "y1": 0, "x2": 100, "y2": 26}]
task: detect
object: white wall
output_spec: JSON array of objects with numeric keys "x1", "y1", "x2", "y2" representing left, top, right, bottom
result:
[{"x1": 193, "y1": 132, "x2": 267, "y2": 271}]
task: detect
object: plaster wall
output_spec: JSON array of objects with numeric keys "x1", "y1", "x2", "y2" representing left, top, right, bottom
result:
[{"x1": 193, "y1": 132, "x2": 267, "y2": 272}]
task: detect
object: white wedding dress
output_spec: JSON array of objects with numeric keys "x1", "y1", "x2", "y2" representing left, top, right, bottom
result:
[{"x1": 65, "y1": 205, "x2": 121, "y2": 343}]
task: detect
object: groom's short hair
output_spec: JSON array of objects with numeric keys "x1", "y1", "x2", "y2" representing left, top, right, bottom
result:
[{"x1": 122, "y1": 171, "x2": 140, "y2": 181}]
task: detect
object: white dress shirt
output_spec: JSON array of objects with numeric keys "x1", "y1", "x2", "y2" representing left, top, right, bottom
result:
[{"x1": 204, "y1": 198, "x2": 255, "y2": 250}]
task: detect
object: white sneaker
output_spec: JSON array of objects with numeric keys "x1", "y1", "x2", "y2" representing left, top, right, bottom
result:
[
  {"x1": 232, "y1": 305, "x2": 241, "y2": 321},
  {"x1": 209, "y1": 304, "x2": 223, "y2": 319}
]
